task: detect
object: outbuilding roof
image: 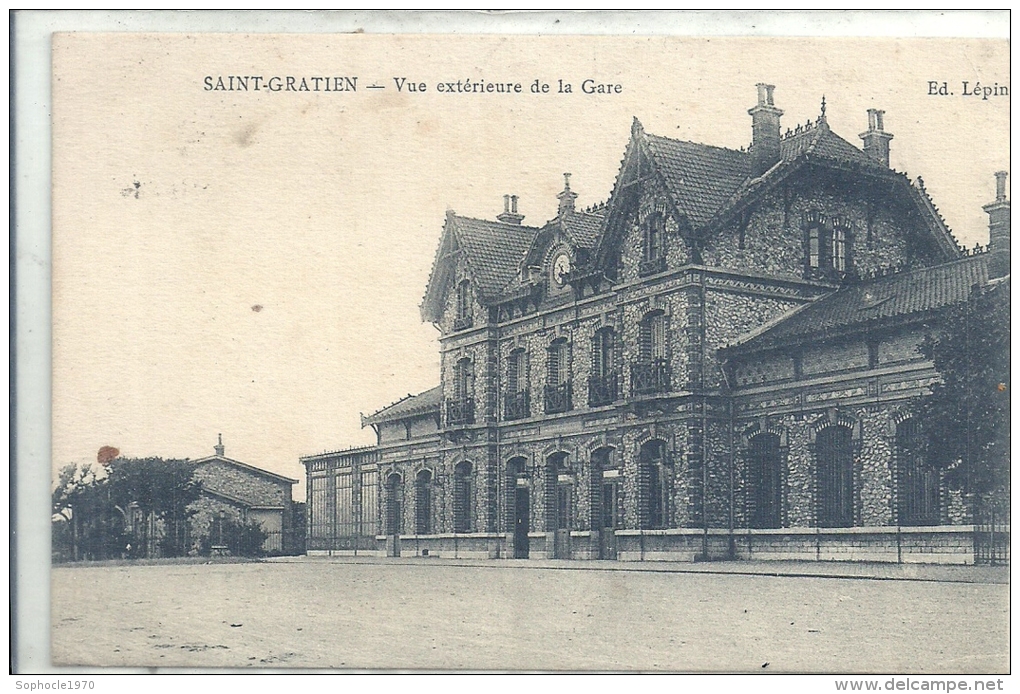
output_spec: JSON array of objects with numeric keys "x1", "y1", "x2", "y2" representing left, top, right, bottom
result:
[
  {"x1": 721, "y1": 253, "x2": 992, "y2": 355},
  {"x1": 361, "y1": 385, "x2": 442, "y2": 426}
]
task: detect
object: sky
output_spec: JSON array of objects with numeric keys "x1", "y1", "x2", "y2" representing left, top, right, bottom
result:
[{"x1": 50, "y1": 32, "x2": 1010, "y2": 500}]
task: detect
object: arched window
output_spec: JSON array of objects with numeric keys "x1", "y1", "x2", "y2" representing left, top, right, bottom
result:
[
  {"x1": 455, "y1": 279, "x2": 472, "y2": 329},
  {"x1": 895, "y1": 419, "x2": 939, "y2": 526},
  {"x1": 453, "y1": 462, "x2": 473, "y2": 533},
  {"x1": 747, "y1": 433, "x2": 783, "y2": 529},
  {"x1": 589, "y1": 328, "x2": 618, "y2": 406},
  {"x1": 415, "y1": 469, "x2": 432, "y2": 535},
  {"x1": 815, "y1": 426, "x2": 854, "y2": 528},
  {"x1": 545, "y1": 339, "x2": 572, "y2": 414},
  {"x1": 633, "y1": 312, "x2": 670, "y2": 395},
  {"x1": 639, "y1": 440, "x2": 672, "y2": 529},
  {"x1": 385, "y1": 473, "x2": 403, "y2": 535}
]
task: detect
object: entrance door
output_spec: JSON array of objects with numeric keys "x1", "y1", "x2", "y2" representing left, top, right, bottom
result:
[
  {"x1": 599, "y1": 480, "x2": 619, "y2": 560},
  {"x1": 514, "y1": 485, "x2": 530, "y2": 558},
  {"x1": 554, "y1": 484, "x2": 572, "y2": 559}
]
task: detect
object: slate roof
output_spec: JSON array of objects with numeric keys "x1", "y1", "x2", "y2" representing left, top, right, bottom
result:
[
  {"x1": 362, "y1": 385, "x2": 442, "y2": 426},
  {"x1": 643, "y1": 134, "x2": 750, "y2": 228},
  {"x1": 559, "y1": 208, "x2": 605, "y2": 249},
  {"x1": 452, "y1": 216, "x2": 541, "y2": 301},
  {"x1": 643, "y1": 121, "x2": 885, "y2": 233},
  {"x1": 778, "y1": 122, "x2": 878, "y2": 167},
  {"x1": 721, "y1": 253, "x2": 991, "y2": 355}
]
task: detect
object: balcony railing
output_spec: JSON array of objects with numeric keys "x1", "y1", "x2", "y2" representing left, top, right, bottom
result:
[
  {"x1": 587, "y1": 372, "x2": 620, "y2": 407},
  {"x1": 544, "y1": 381, "x2": 573, "y2": 415},
  {"x1": 631, "y1": 358, "x2": 671, "y2": 396},
  {"x1": 452, "y1": 314, "x2": 474, "y2": 331},
  {"x1": 638, "y1": 255, "x2": 667, "y2": 277},
  {"x1": 446, "y1": 397, "x2": 475, "y2": 426},
  {"x1": 504, "y1": 389, "x2": 530, "y2": 421}
]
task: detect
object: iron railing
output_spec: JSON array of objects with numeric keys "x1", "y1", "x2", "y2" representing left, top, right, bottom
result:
[
  {"x1": 504, "y1": 389, "x2": 530, "y2": 421},
  {"x1": 446, "y1": 397, "x2": 475, "y2": 426},
  {"x1": 544, "y1": 382, "x2": 573, "y2": 414},
  {"x1": 588, "y1": 372, "x2": 619, "y2": 407},
  {"x1": 631, "y1": 358, "x2": 671, "y2": 395}
]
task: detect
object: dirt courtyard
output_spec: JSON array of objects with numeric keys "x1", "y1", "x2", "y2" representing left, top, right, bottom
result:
[{"x1": 51, "y1": 558, "x2": 1008, "y2": 672}]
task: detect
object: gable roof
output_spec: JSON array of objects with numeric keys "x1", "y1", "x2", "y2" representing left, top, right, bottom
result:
[
  {"x1": 720, "y1": 253, "x2": 991, "y2": 356},
  {"x1": 643, "y1": 134, "x2": 751, "y2": 228},
  {"x1": 421, "y1": 212, "x2": 541, "y2": 321},
  {"x1": 192, "y1": 455, "x2": 299, "y2": 485},
  {"x1": 361, "y1": 385, "x2": 442, "y2": 427},
  {"x1": 597, "y1": 115, "x2": 961, "y2": 265}
]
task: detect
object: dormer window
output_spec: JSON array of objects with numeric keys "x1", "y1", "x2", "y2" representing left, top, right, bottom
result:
[
  {"x1": 454, "y1": 279, "x2": 473, "y2": 330},
  {"x1": 640, "y1": 212, "x2": 667, "y2": 276}
]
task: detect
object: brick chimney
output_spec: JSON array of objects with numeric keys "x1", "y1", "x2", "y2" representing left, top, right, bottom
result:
[
  {"x1": 983, "y1": 171, "x2": 1010, "y2": 278},
  {"x1": 497, "y1": 194, "x2": 524, "y2": 225},
  {"x1": 214, "y1": 433, "x2": 225, "y2": 457},
  {"x1": 557, "y1": 173, "x2": 578, "y2": 217},
  {"x1": 859, "y1": 109, "x2": 893, "y2": 167},
  {"x1": 748, "y1": 83, "x2": 783, "y2": 177}
]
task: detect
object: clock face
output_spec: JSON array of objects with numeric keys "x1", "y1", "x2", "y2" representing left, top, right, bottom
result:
[{"x1": 552, "y1": 253, "x2": 571, "y2": 286}]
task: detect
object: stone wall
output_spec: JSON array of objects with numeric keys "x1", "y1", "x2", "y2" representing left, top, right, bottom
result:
[{"x1": 194, "y1": 460, "x2": 290, "y2": 508}]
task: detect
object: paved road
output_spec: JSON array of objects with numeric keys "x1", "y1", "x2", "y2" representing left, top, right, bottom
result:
[{"x1": 51, "y1": 559, "x2": 1009, "y2": 671}]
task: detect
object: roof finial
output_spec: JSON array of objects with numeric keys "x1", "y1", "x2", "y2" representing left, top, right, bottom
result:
[
  {"x1": 214, "y1": 434, "x2": 225, "y2": 457},
  {"x1": 820, "y1": 95, "x2": 827, "y2": 120}
]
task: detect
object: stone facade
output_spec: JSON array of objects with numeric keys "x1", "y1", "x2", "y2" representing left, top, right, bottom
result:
[
  {"x1": 190, "y1": 444, "x2": 299, "y2": 555},
  {"x1": 303, "y1": 86, "x2": 1009, "y2": 565}
]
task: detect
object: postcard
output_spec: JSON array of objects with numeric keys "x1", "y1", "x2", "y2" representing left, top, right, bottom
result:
[{"x1": 39, "y1": 23, "x2": 1009, "y2": 673}]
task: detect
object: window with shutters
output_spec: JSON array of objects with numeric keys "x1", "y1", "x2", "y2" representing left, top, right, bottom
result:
[
  {"x1": 639, "y1": 440, "x2": 672, "y2": 529},
  {"x1": 544, "y1": 338, "x2": 572, "y2": 414},
  {"x1": 895, "y1": 419, "x2": 940, "y2": 526},
  {"x1": 448, "y1": 358, "x2": 475, "y2": 425},
  {"x1": 747, "y1": 433, "x2": 783, "y2": 529},
  {"x1": 640, "y1": 212, "x2": 667, "y2": 276},
  {"x1": 815, "y1": 426, "x2": 854, "y2": 527},
  {"x1": 505, "y1": 348, "x2": 530, "y2": 420},
  {"x1": 415, "y1": 469, "x2": 432, "y2": 534},
  {"x1": 633, "y1": 311, "x2": 670, "y2": 395},
  {"x1": 454, "y1": 279, "x2": 473, "y2": 330},
  {"x1": 453, "y1": 461, "x2": 473, "y2": 533},
  {"x1": 589, "y1": 328, "x2": 619, "y2": 406}
]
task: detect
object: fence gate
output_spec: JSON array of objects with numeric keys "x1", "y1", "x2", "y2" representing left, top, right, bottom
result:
[{"x1": 974, "y1": 511, "x2": 1010, "y2": 565}]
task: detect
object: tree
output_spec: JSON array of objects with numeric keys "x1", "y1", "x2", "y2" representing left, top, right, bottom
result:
[
  {"x1": 915, "y1": 279, "x2": 1010, "y2": 511},
  {"x1": 104, "y1": 457, "x2": 203, "y2": 557},
  {"x1": 51, "y1": 456, "x2": 203, "y2": 560}
]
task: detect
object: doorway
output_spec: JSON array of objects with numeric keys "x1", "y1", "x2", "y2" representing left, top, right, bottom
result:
[
  {"x1": 514, "y1": 483, "x2": 530, "y2": 558},
  {"x1": 600, "y1": 478, "x2": 620, "y2": 559}
]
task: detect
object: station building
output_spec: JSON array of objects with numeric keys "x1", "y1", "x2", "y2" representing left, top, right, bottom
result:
[{"x1": 303, "y1": 85, "x2": 1009, "y2": 564}]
